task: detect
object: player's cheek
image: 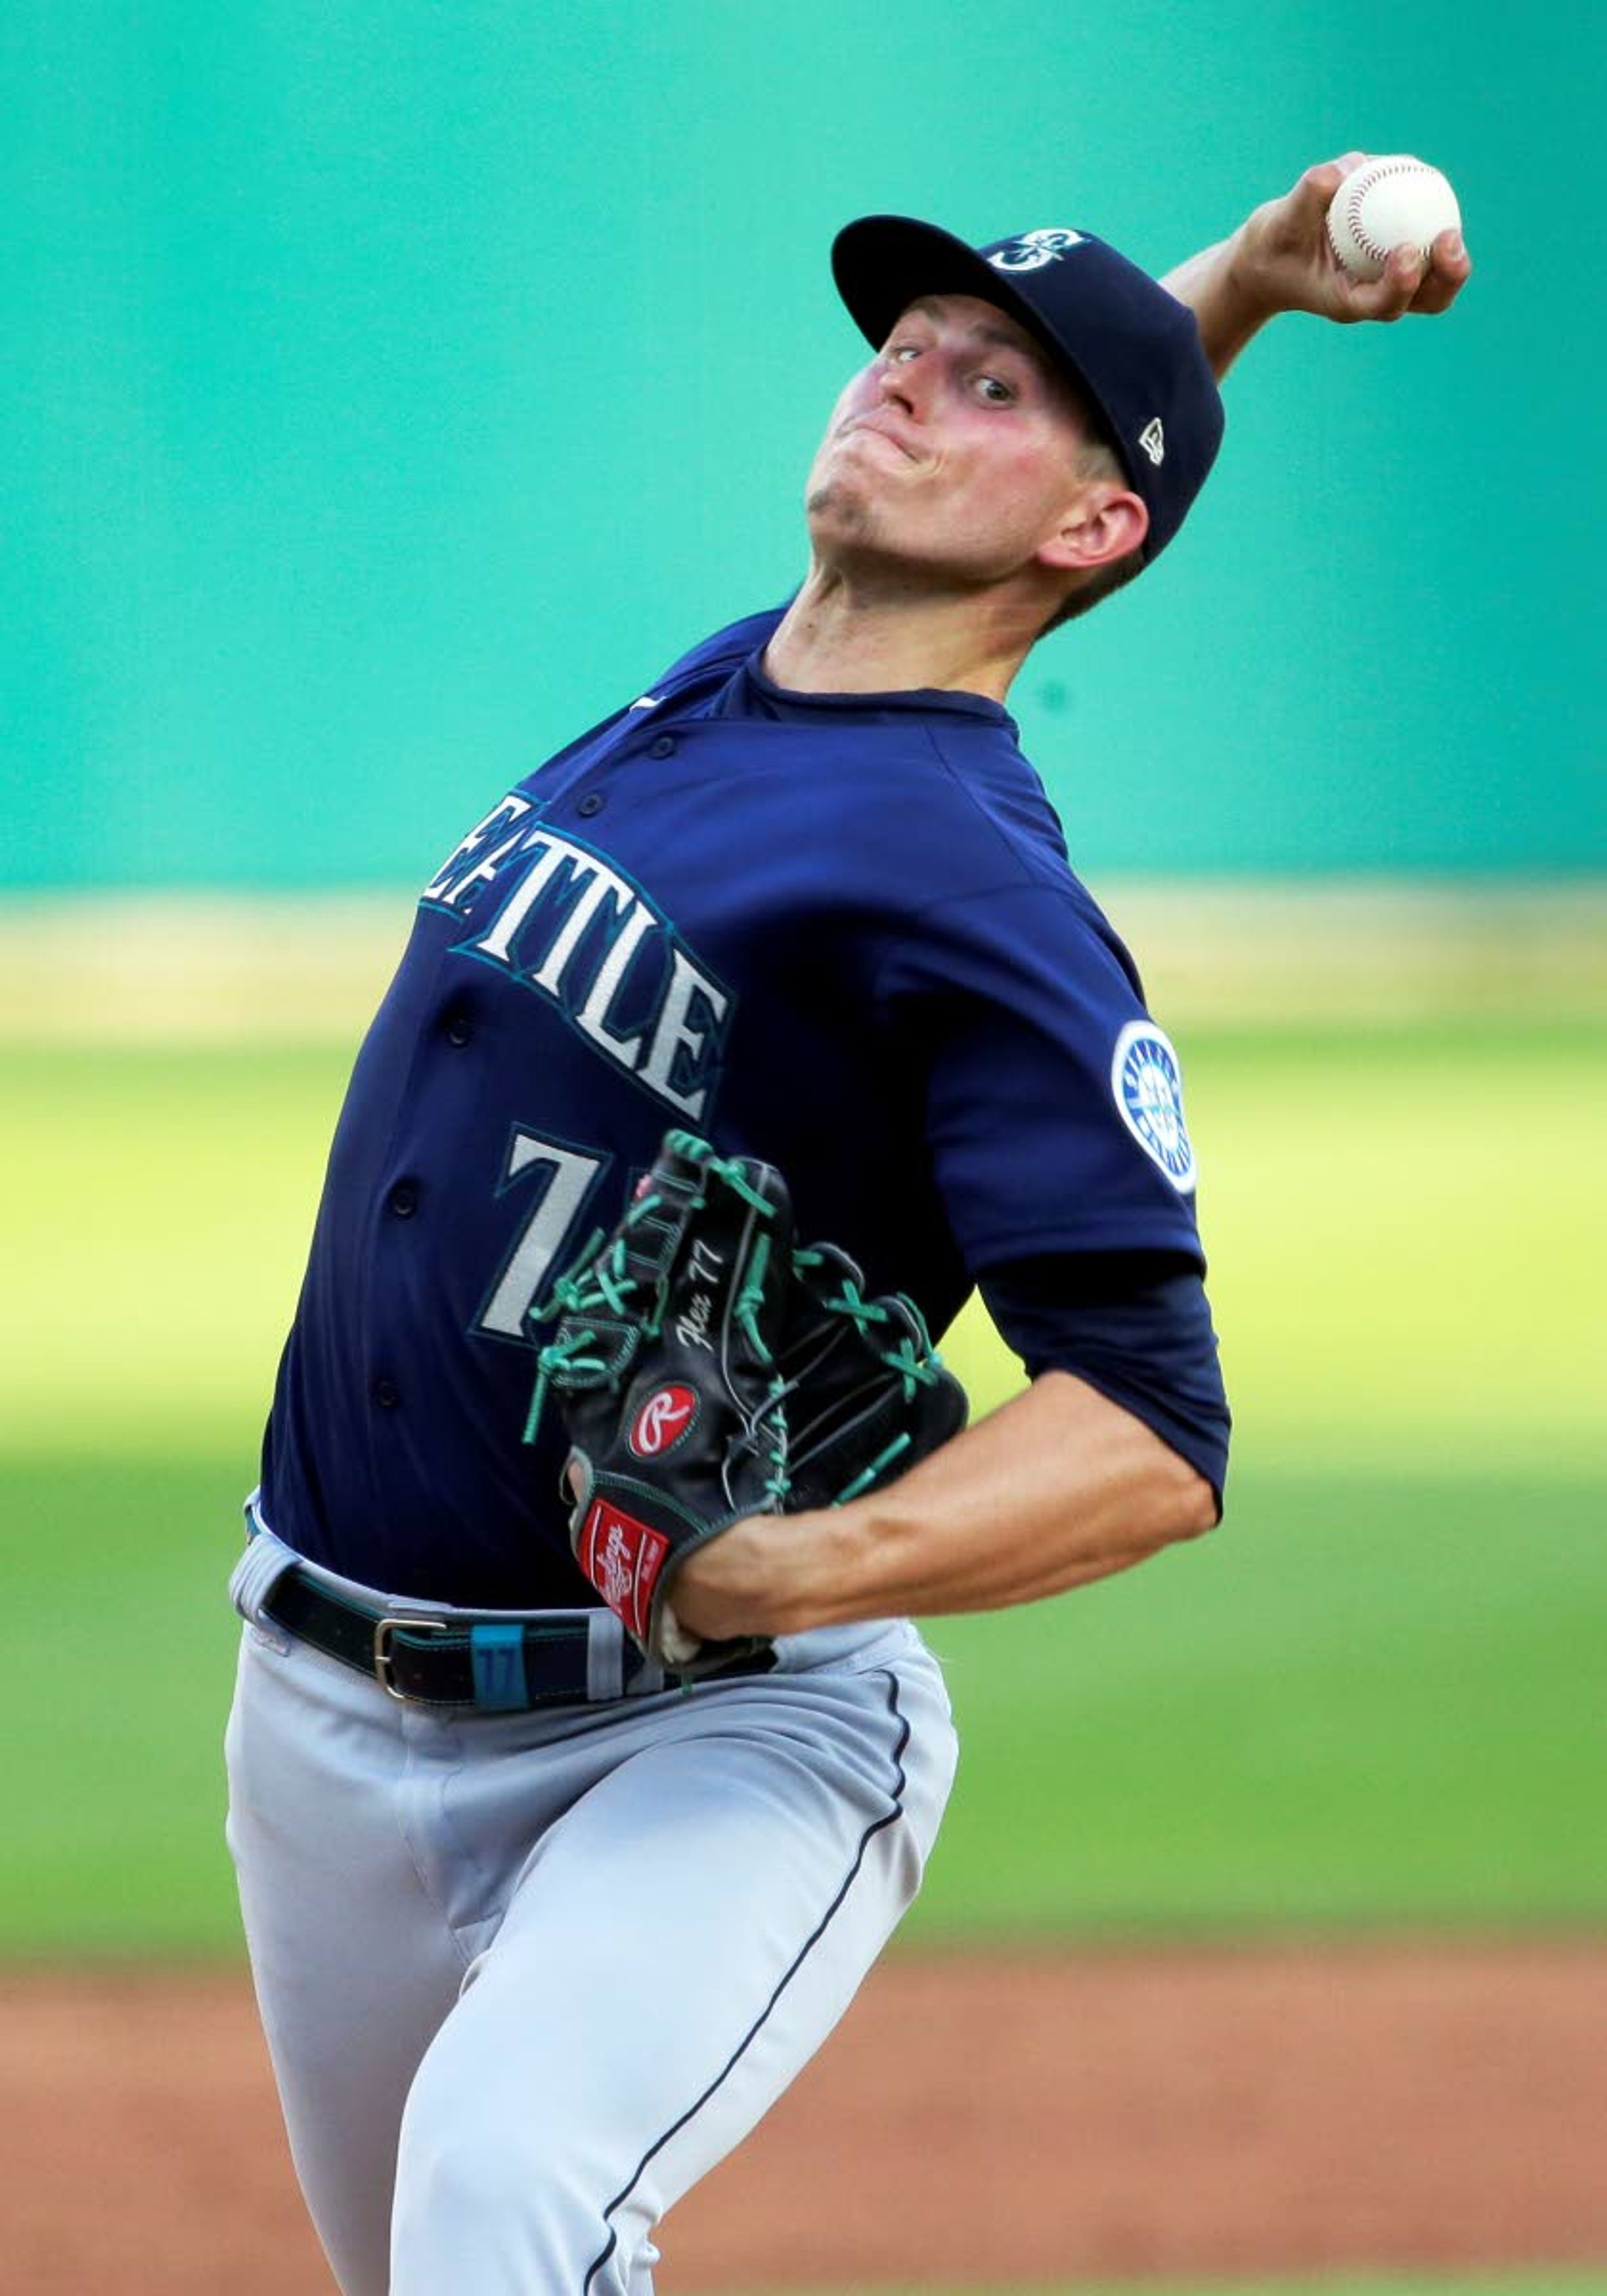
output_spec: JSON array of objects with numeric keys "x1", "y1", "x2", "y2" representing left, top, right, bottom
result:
[{"x1": 832, "y1": 367, "x2": 878, "y2": 424}]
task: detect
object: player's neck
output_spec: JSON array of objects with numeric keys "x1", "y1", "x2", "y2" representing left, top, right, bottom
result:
[{"x1": 764, "y1": 566, "x2": 1040, "y2": 703}]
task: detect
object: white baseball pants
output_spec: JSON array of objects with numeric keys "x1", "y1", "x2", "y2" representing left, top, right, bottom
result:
[{"x1": 224, "y1": 1535, "x2": 958, "y2": 2296}]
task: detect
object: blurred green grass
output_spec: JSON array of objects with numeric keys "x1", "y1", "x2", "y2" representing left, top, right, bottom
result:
[
  {"x1": 4, "y1": 1451, "x2": 1599, "y2": 1954},
  {"x1": 1, "y1": 1004, "x2": 1603, "y2": 1956},
  {"x1": 915, "y1": 1464, "x2": 1604, "y2": 1937},
  {"x1": 5, "y1": 1019, "x2": 1601, "y2": 1467}
]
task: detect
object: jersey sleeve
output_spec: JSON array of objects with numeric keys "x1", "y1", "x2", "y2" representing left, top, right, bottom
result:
[
  {"x1": 979, "y1": 1251, "x2": 1231, "y2": 1511},
  {"x1": 873, "y1": 879, "x2": 1206, "y2": 1270}
]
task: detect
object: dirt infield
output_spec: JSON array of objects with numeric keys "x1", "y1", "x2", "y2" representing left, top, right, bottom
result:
[{"x1": 4, "y1": 1942, "x2": 1604, "y2": 2293}]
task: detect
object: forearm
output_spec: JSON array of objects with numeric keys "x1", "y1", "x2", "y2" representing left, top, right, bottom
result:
[
  {"x1": 1160, "y1": 231, "x2": 1269, "y2": 380},
  {"x1": 672, "y1": 1369, "x2": 1218, "y2": 1639}
]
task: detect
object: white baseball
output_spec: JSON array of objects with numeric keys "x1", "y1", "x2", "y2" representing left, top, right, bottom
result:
[{"x1": 1325, "y1": 154, "x2": 1461, "y2": 283}]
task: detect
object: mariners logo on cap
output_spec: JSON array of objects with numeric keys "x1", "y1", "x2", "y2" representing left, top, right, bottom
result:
[
  {"x1": 988, "y1": 227, "x2": 1086, "y2": 273},
  {"x1": 1111, "y1": 1021, "x2": 1196, "y2": 1192}
]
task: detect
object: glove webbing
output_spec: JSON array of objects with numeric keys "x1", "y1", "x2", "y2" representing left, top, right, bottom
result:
[
  {"x1": 786, "y1": 1249, "x2": 951, "y2": 1506},
  {"x1": 792, "y1": 1252, "x2": 948, "y2": 1400}
]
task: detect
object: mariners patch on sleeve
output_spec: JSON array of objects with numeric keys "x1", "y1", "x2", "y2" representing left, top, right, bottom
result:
[{"x1": 1110, "y1": 1022, "x2": 1196, "y2": 1193}]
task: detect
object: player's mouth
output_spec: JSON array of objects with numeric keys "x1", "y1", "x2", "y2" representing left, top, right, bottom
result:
[{"x1": 839, "y1": 415, "x2": 923, "y2": 463}]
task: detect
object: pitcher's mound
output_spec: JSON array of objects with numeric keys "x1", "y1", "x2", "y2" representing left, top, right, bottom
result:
[{"x1": 4, "y1": 1941, "x2": 1604, "y2": 2292}]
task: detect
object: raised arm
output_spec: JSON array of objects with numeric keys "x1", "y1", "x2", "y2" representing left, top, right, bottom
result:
[{"x1": 1162, "y1": 153, "x2": 1473, "y2": 379}]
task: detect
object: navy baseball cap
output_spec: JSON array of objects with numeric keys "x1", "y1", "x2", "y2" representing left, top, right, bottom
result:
[{"x1": 831, "y1": 216, "x2": 1225, "y2": 564}]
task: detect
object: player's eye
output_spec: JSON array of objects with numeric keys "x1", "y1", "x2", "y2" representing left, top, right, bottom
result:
[
  {"x1": 886, "y1": 342, "x2": 922, "y2": 365},
  {"x1": 975, "y1": 373, "x2": 1016, "y2": 406}
]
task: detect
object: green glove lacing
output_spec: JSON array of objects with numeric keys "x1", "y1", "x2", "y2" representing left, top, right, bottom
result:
[
  {"x1": 743, "y1": 1374, "x2": 793, "y2": 1513},
  {"x1": 522, "y1": 1135, "x2": 786, "y2": 1450},
  {"x1": 791, "y1": 1249, "x2": 950, "y2": 1505},
  {"x1": 733, "y1": 1230, "x2": 774, "y2": 1364},
  {"x1": 791, "y1": 1252, "x2": 948, "y2": 1401},
  {"x1": 520, "y1": 1204, "x2": 655, "y2": 1447}
]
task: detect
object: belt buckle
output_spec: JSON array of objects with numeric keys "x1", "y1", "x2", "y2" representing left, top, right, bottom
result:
[{"x1": 373, "y1": 1613, "x2": 451, "y2": 1701}]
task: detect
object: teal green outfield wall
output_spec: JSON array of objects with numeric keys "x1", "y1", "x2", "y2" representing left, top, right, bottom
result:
[{"x1": 3, "y1": 1, "x2": 1601, "y2": 886}]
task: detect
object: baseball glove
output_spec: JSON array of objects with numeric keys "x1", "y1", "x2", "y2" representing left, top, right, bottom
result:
[{"x1": 523, "y1": 1130, "x2": 966, "y2": 1678}]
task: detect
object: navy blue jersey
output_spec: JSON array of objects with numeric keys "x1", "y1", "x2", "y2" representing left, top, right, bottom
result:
[{"x1": 259, "y1": 607, "x2": 1222, "y2": 1605}]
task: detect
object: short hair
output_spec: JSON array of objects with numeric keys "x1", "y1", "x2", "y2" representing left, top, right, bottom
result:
[{"x1": 1037, "y1": 417, "x2": 1145, "y2": 638}]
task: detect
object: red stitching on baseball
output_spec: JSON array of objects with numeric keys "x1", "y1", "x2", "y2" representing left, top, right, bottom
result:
[{"x1": 1343, "y1": 159, "x2": 1433, "y2": 267}]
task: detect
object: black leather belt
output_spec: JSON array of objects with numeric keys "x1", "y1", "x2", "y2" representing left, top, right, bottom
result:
[{"x1": 262, "y1": 1564, "x2": 773, "y2": 1711}]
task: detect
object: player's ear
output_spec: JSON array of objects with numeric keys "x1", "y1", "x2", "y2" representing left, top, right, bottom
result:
[{"x1": 1036, "y1": 485, "x2": 1149, "y2": 576}]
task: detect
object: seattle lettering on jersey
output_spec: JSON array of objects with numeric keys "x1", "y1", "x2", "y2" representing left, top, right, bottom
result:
[{"x1": 423, "y1": 794, "x2": 731, "y2": 1122}]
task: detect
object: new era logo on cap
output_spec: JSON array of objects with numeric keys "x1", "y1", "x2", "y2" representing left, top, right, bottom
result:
[{"x1": 1138, "y1": 418, "x2": 1165, "y2": 465}]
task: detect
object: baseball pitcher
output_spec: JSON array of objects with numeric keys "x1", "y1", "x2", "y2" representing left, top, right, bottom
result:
[{"x1": 224, "y1": 157, "x2": 1469, "y2": 2294}]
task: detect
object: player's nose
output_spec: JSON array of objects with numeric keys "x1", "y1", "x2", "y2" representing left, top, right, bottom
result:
[{"x1": 876, "y1": 355, "x2": 928, "y2": 420}]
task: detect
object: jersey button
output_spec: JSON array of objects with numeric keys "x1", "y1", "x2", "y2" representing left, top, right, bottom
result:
[
  {"x1": 388, "y1": 1182, "x2": 418, "y2": 1219},
  {"x1": 372, "y1": 1377, "x2": 399, "y2": 1410},
  {"x1": 444, "y1": 1011, "x2": 472, "y2": 1046},
  {"x1": 576, "y1": 791, "x2": 606, "y2": 818},
  {"x1": 648, "y1": 735, "x2": 676, "y2": 759}
]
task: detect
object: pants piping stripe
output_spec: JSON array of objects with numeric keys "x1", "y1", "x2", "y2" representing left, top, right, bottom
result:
[{"x1": 581, "y1": 1669, "x2": 912, "y2": 2293}]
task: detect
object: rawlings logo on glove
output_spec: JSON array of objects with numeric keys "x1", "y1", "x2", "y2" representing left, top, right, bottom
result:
[
  {"x1": 522, "y1": 1130, "x2": 966, "y2": 1680},
  {"x1": 629, "y1": 1386, "x2": 698, "y2": 1459},
  {"x1": 576, "y1": 1500, "x2": 673, "y2": 1644}
]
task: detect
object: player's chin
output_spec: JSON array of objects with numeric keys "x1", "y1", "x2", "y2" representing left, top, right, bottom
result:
[{"x1": 805, "y1": 476, "x2": 881, "y2": 543}]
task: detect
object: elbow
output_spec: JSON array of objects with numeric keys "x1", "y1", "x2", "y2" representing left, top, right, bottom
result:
[{"x1": 1161, "y1": 1457, "x2": 1221, "y2": 1546}]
